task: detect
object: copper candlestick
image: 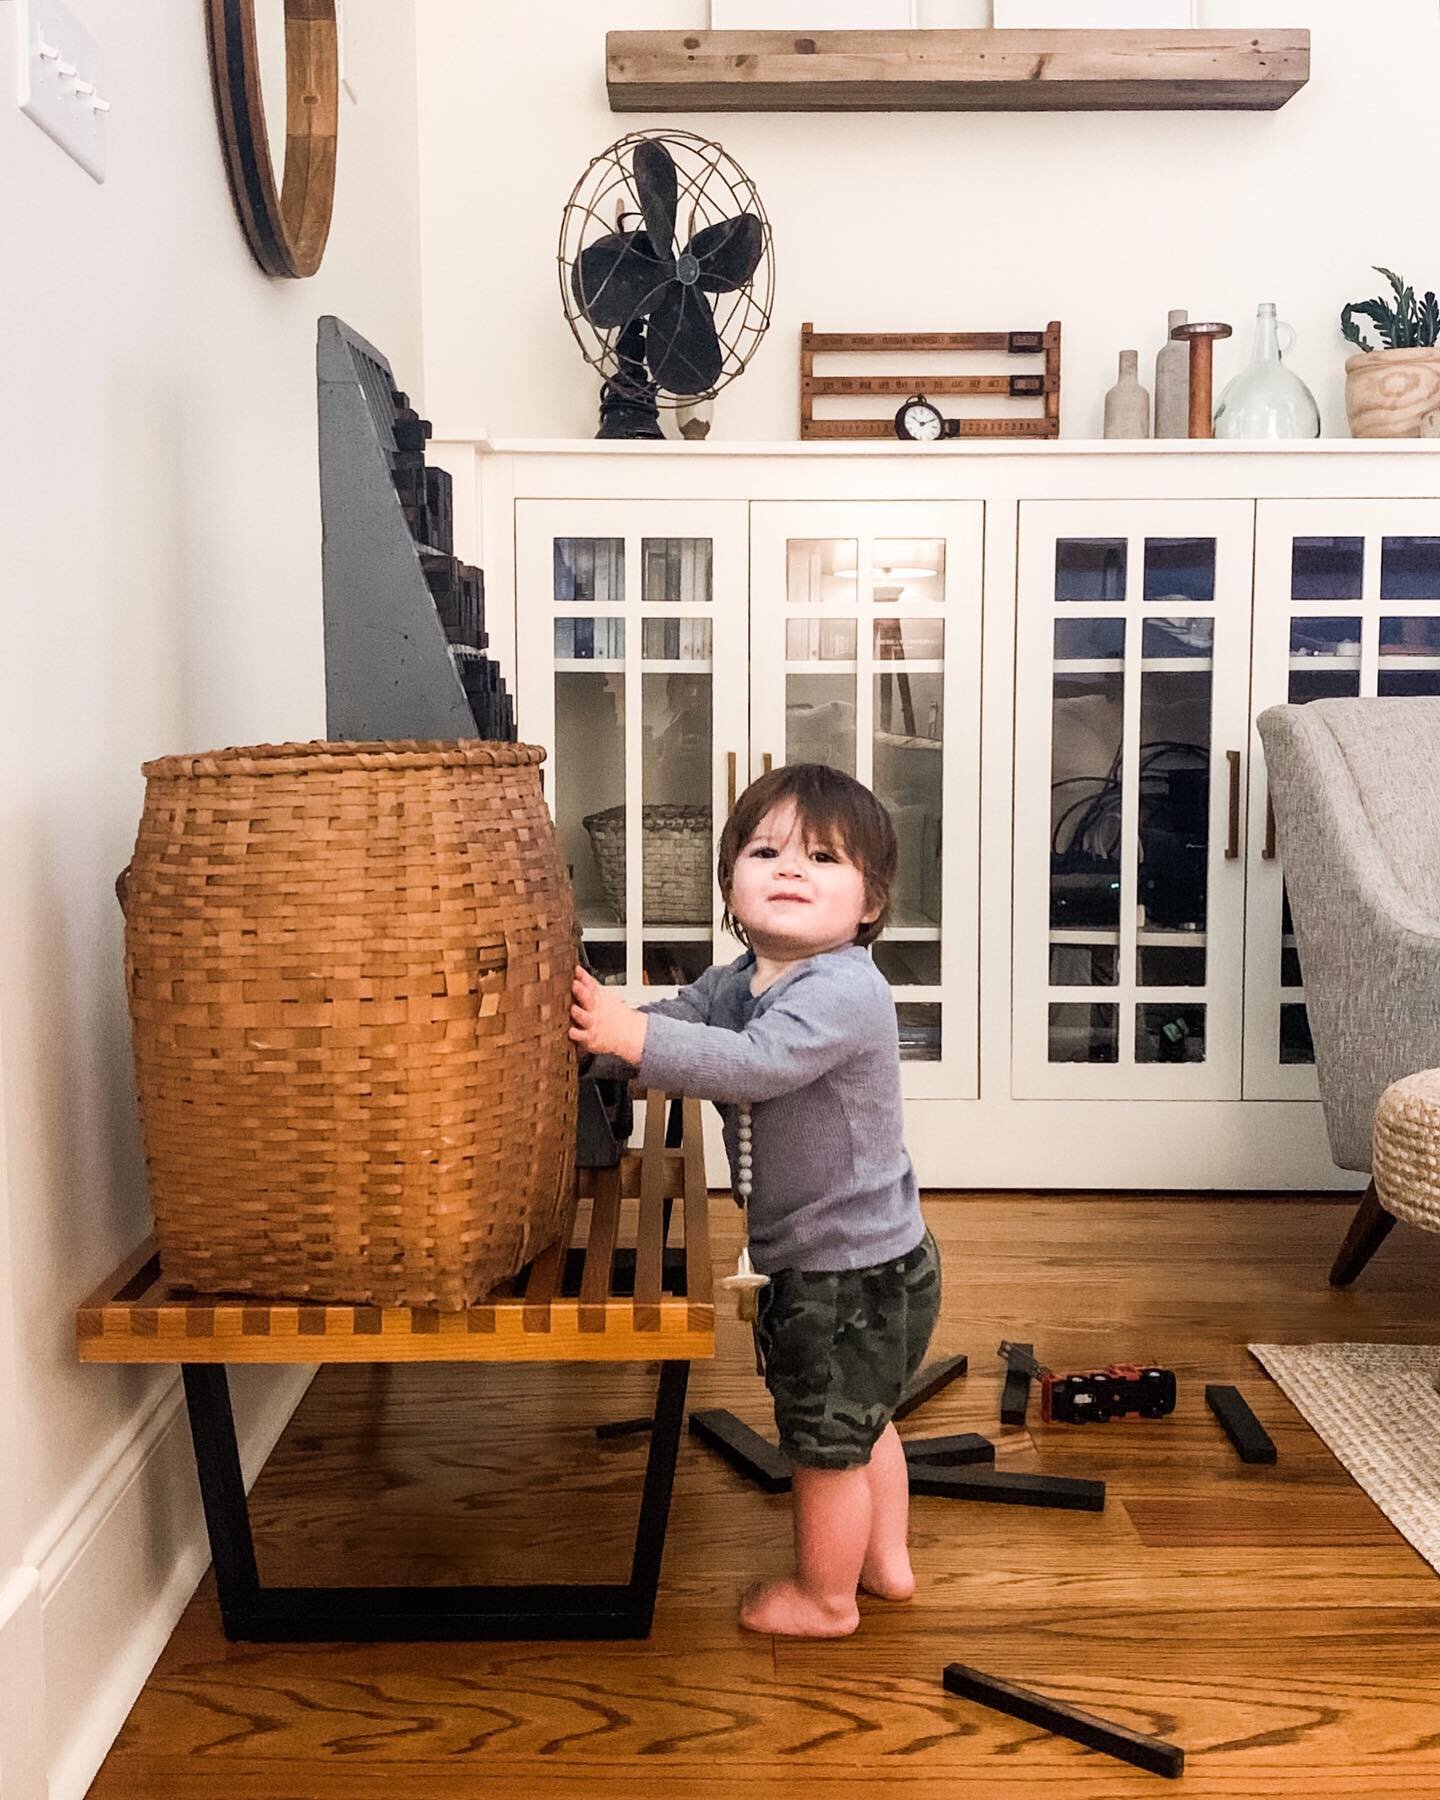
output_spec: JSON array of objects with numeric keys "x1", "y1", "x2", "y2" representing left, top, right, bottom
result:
[{"x1": 1171, "y1": 321, "x2": 1233, "y2": 440}]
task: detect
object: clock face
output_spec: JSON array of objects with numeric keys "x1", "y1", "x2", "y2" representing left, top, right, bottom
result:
[{"x1": 900, "y1": 400, "x2": 943, "y2": 442}]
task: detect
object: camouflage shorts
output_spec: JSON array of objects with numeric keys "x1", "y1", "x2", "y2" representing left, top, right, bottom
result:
[{"x1": 755, "y1": 1230, "x2": 941, "y2": 1471}]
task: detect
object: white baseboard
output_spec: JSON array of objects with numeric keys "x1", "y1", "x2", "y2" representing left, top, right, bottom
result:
[
  {"x1": 36, "y1": 1363, "x2": 314, "y2": 1800},
  {"x1": 0, "y1": 1565, "x2": 48, "y2": 1800}
]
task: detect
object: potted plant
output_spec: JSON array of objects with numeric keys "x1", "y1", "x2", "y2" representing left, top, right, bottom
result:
[{"x1": 1341, "y1": 267, "x2": 1440, "y2": 437}]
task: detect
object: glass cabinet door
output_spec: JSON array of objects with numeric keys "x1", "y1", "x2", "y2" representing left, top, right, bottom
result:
[
  {"x1": 1245, "y1": 502, "x2": 1440, "y2": 1099},
  {"x1": 516, "y1": 500, "x2": 749, "y2": 998},
  {"x1": 1012, "y1": 501, "x2": 1254, "y2": 1099},
  {"x1": 749, "y1": 501, "x2": 983, "y2": 1100}
]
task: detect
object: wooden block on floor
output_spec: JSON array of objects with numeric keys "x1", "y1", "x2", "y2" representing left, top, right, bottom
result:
[
  {"x1": 1001, "y1": 1341, "x2": 1034, "y2": 1426},
  {"x1": 1206, "y1": 1383, "x2": 1278, "y2": 1464},
  {"x1": 689, "y1": 1409, "x2": 792, "y2": 1493},
  {"x1": 894, "y1": 1352, "x2": 969, "y2": 1421},
  {"x1": 942, "y1": 1661, "x2": 1184, "y2": 1779},
  {"x1": 910, "y1": 1464, "x2": 1105, "y2": 1511},
  {"x1": 902, "y1": 1432, "x2": 996, "y2": 1468}
]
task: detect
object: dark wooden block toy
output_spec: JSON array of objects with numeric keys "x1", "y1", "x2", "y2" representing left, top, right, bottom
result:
[
  {"x1": 1000, "y1": 1340, "x2": 1034, "y2": 1426},
  {"x1": 1205, "y1": 1383, "x2": 1277, "y2": 1464},
  {"x1": 902, "y1": 1432, "x2": 996, "y2": 1468},
  {"x1": 689, "y1": 1409, "x2": 792, "y2": 1493},
  {"x1": 687, "y1": 1411, "x2": 1098, "y2": 1507},
  {"x1": 942, "y1": 1662, "x2": 1184, "y2": 1779},
  {"x1": 893, "y1": 1352, "x2": 969, "y2": 1421},
  {"x1": 908, "y1": 1466, "x2": 1105, "y2": 1511}
]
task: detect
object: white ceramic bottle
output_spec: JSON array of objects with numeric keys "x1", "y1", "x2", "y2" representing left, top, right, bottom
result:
[
  {"x1": 1154, "y1": 308, "x2": 1190, "y2": 439},
  {"x1": 1104, "y1": 350, "x2": 1151, "y2": 439}
]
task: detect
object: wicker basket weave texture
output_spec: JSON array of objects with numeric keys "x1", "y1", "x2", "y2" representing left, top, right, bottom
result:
[
  {"x1": 123, "y1": 740, "x2": 578, "y2": 1309},
  {"x1": 1373, "y1": 1068, "x2": 1440, "y2": 1234},
  {"x1": 582, "y1": 803, "x2": 713, "y2": 924}
]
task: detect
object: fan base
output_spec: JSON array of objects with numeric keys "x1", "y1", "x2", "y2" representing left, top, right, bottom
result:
[{"x1": 596, "y1": 394, "x2": 665, "y2": 440}]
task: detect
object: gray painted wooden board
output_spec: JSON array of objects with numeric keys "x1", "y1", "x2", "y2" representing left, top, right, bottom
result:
[{"x1": 317, "y1": 316, "x2": 476, "y2": 742}]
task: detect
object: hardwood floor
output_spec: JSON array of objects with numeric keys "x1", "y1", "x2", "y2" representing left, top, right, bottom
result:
[{"x1": 89, "y1": 1194, "x2": 1440, "y2": 1798}]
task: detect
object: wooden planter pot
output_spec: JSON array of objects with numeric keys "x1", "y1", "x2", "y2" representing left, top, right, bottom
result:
[{"x1": 1344, "y1": 346, "x2": 1440, "y2": 438}]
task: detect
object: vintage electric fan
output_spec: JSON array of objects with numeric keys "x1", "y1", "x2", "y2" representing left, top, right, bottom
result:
[{"x1": 559, "y1": 130, "x2": 774, "y2": 437}]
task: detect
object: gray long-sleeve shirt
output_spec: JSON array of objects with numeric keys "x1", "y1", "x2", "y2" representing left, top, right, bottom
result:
[{"x1": 593, "y1": 946, "x2": 923, "y2": 1274}]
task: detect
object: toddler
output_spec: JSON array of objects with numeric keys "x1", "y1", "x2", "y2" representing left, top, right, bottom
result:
[{"x1": 570, "y1": 763, "x2": 940, "y2": 1638}]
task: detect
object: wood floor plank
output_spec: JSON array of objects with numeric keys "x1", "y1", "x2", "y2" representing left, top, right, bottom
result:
[{"x1": 88, "y1": 1196, "x2": 1440, "y2": 1799}]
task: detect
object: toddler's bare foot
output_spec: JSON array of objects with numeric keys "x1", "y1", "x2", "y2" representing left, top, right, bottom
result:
[
  {"x1": 739, "y1": 1578, "x2": 860, "y2": 1638},
  {"x1": 859, "y1": 1554, "x2": 916, "y2": 1602}
]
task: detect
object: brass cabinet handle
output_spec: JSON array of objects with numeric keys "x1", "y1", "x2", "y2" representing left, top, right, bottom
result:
[
  {"x1": 1262, "y1": 788, "x2": 1277, "y2": 861},
  {"x1": 762, "y1": 752, "x2": 773, "y2": 776},
  {"x1": 727, "y1": 750, "x2": 737, "y2": 815},
  {"x1": 1225, "y1": 749, "x2": 1242, "y2": 861}
]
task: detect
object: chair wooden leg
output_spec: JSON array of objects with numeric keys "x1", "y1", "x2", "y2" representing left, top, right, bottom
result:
[{"x1": 1329, "y1": 1179, "x2": 1397, "y2": 1288}]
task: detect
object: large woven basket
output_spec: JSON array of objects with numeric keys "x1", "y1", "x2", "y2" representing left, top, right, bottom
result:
[
  {"x1": 582, "y1": 803, "x2": 712, "y2": 923},
  {"x1": 121, "y1": 740, "x2": 578, "y2": 1309}
]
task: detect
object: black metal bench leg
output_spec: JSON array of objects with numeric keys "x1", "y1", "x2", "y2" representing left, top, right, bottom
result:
[
  {"x1": 182, "y1": 1364, "x2": 262, "y2": 1637},
  {"x1": 626, "y1": 1357, "x2": 689, "y2": 1632},
  {"x1": 182, "y1": 1358, "x2": 691, "y2": 1642}
]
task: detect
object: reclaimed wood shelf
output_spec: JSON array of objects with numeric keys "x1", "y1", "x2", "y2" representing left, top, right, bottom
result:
[
  {"x1": 77, "y1": 1092, "x2": 714, "y2": 1367},
  {"x1": 606, "y1": 28, "x2": 1310, "y2": 112}
]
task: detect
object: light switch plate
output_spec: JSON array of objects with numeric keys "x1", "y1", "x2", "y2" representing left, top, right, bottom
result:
[{"x1": 18, "y1": 0, "x2": 106, "y2": 182}]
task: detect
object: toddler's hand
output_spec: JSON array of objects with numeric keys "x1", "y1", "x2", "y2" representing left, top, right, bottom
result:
[{"x1": 570, "y1": 965, "x2": 648, "y2": 1065}]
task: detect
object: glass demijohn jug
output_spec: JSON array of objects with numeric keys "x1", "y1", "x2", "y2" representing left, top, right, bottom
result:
[{"x1": 1213, "y1": 302, "x2": 1321, "y2": 439}]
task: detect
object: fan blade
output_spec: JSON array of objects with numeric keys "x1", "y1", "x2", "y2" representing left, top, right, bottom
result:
[
  {"x1": 633, "y1": 138, "x2": 678, "y2": 264},
  {"x1": 646, "y1": 284, "x2": 722, "y2": 395},
  {"x1": 572, "y1": 231, "x2": 669, "y2": 329},
  {"x1": 690, "y1": 214, "x2": 764, "y2": 295}
]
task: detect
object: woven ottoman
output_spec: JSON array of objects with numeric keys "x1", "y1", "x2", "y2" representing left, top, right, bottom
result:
[
  {"x1": 1374, "y1": 1069, "x2": 1440, "y2": 1234},
  {"x1": 1330, "y1": 1069, "x2": 1440, "y2": 1285},
  {"x1": 1332, "y1": 1068, "x2": 1440, "y2": 1286}
]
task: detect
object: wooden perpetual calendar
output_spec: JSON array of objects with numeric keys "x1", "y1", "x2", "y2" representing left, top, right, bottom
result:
[{"x1": 800, "y1": 321, "x2": 1061, "y2": 441}]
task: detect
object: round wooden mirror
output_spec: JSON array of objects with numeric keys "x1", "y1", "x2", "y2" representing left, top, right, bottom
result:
[{"x1": 205, "y1": 0, "x2": 338, "y2": 278}]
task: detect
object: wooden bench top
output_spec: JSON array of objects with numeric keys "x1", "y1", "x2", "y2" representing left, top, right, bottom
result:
[{"x1": 77, "y1": 1093, "x2": 714, "y2": 1366}]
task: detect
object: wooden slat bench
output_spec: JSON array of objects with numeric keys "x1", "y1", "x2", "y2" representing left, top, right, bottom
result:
[{"x1": 76, "y1": 1092, "x2": 714, "y2": 1643}]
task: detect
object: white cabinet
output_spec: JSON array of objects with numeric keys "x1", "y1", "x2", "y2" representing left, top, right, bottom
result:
[
  {"x1": 435, "y1": 434, "x2": 1440, "y2": 1191},
  {"x1": 1012, "y1": 501, "x2": 1255, "y2": 1099},
  {"x1": 1245, "y1": 502, "x2": 1440, "y2": 1099}
]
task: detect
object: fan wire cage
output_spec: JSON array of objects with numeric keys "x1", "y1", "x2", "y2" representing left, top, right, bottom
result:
[{"x1": 559, "y1": 129, "x2": 774, "y2": 408}]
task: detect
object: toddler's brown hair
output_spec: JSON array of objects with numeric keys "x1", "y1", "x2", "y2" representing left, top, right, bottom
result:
[{"x1": 717, "y1": 763, "x2": 898, "y2": 949}]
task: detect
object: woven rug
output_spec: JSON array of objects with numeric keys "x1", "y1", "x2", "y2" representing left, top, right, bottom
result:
[{"x1": 1249, "y1": 1342, "x2": 1440, "y2": 1574}]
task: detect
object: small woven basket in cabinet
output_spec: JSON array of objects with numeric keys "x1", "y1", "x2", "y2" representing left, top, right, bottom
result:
[{"x1": 582, "y1": 803, "x2": 712, "y2": 924}]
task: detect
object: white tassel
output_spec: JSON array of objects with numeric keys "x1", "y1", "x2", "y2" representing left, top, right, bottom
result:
[{"x1": 719, "y1": 1102, "x2": 769, "y2": 1321}]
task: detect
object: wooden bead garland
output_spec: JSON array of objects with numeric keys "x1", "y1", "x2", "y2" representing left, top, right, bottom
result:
[{"x1": 720, "y1": 1102, "x2": 769, "y2": 1320}]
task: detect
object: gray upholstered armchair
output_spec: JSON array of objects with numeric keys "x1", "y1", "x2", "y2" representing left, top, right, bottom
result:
[{"x1": 1256, "y1": 698, "x2": 1440, "y2": 1285}]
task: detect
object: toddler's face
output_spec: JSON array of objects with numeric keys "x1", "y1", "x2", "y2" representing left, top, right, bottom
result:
[{"x1": 728, "y1": 800, "x2": 876, "y2": 958}]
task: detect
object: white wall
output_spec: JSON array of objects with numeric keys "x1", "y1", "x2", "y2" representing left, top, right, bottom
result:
[
  {"x1": 0, "y1": 2, "x2": 425, "y2": 1793},
  {"x1": 416, "y1": 0, "x2": 1440, "y2": 441}
]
